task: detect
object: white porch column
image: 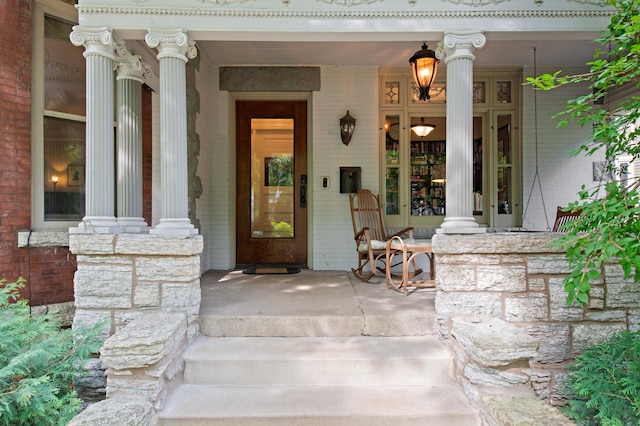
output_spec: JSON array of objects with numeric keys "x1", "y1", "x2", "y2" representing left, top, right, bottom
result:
[
  {"x1": 70, "y1": 27, "x2": 121, "y2": 234},
  {"x1": 145, "y1": 29, "x2": 198, "y2": 236},
  {"x1": 114, "y1": 47, "x2": 150, "y2": 233},
  {"x1": 436, "y1": 31, "x2": 487, "y2": 235}
]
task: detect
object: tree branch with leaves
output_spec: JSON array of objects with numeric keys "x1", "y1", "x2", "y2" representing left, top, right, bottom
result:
[{"x1": 526, "y1": 0, "x2": 640, "y2": 306}]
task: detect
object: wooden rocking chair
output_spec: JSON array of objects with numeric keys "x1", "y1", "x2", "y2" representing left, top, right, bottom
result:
[{"x1": 349, "y1": 189, "x2": 417, "y2": 282}]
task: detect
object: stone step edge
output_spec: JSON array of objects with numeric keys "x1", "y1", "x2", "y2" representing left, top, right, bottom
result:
[
  {"x1": 184, "y1": 335, "x2": 450, "y2": 361},
  {"x1": 159, "y1": 383, "x2": 480, "y2": 421}
]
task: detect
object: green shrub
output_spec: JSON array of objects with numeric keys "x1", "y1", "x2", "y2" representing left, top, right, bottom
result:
[
  {"x1": 0, "y1": 278, "x2": 103, "y2": 426},
  {"x1": 561, "y1": 328, "x2": 640, "y2": 425}
]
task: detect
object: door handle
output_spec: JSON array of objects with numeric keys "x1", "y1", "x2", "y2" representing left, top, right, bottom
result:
[{"x1": 300, "y1": 174, "x2": 307, "y2": 208}]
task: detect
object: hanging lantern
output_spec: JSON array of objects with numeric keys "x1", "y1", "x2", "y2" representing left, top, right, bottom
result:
[
  {"x1": 339, "y1": 110, "x2": 356, "y2": 146},
  {"x1": 409, "y1": 42, "x2": 439, "y2": 101}
]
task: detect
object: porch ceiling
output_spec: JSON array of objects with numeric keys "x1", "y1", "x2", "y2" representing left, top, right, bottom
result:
[{"x1": 195, "y1": 37, "x2": 602, "y2": 68}]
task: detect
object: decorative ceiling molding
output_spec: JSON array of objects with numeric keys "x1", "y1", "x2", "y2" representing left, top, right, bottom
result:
[
  {"x1": 196, "y1": 0, "x2": 255, "y2": 4},
  {"x1": 316, "y1": 0, "x2": 382, "y2": 6},
  {"x1": 440, "y1": 0, "x2": 510, "y2": 6},
  {"x1": 77, "y1": 6, "x2": 614, "y2": 19},
  {"x1": 566, "y1": 0, "x2": 607, "y2": 5}
]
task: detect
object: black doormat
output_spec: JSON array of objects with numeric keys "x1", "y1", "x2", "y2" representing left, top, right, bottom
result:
[{"x1": 242, "y1": 267, "x2": 301, "y2": 275}]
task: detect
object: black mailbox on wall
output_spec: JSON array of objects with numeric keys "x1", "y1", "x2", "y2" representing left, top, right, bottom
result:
[{"x1": 339, "y1": 167, "x2": 361, "y2": 193}]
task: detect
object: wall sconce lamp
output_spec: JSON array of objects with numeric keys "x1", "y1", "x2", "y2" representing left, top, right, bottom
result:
[
  {"x1": 340, "y1": 110, "x2": 356, "y2": 146},
  {"x1": 411, "y1": 118, "x2": 436, "y2": 137},
  {"x1": 51, "y1": 175, "x2": 59, "y2": 193},
  {"x1": 409, "y1": 42, "x2": 439, "y2": 101}
]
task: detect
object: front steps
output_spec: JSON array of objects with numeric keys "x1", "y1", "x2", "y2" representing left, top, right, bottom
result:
[{"x1": 157, "y1": 271, "x2": 480, "y2": 425}]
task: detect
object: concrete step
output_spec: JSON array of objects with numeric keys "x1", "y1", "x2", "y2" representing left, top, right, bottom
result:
[
  {"x1": 158, "y1": 383, "x2": 480, "y2": 426},
  {"x1": 183, "y1": 336, "x2": 451, "y2": 386},
  {"x1": 198, "y1": 309, "x2": 436, "y2": 337}
]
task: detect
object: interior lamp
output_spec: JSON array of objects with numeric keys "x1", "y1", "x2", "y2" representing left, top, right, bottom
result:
[
  {"x1": 340, "y1": 110, "x2": 356, "y2": 146},
  {"x1": 409, "y1": 42, "x2": 439, "y2": 101},
  {"x1": 411, "y1": 118, "x2": 436, "y2": 137}
]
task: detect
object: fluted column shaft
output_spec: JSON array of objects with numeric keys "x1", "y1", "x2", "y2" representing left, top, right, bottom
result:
[
  {"x1": 115, "y1": 50, "x2": 149, "y2": 232},
  {"x1": 69, "y1": 27, "x2": 121, "y2": 233},
  {"x1": 146, "y1": 29, "x2": 198, "y2": 235},
  {"x1": 436, "y1": 31, "x2": 487, "y2": 234}
]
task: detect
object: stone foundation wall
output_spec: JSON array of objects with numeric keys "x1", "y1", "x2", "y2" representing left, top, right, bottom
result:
[
  {"x1": 69, "y1": 234, "x2": 203, "y2": 403},
  {"x1": 432, "y1": 232, "x2": 640, "y2": 408}
]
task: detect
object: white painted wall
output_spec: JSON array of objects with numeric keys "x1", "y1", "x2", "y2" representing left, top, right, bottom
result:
[
  {"x1": 205, "y1": 65, "x2": 232, "y2": 270},
  {"x1": 521, "y1": 66, "x2": 605, "y2": 231},
  {"x1": 311, "y1": 66, "x2": 380, "y2": 271},
  {"x1": 193, "y1": 57, "x2": 214, "y2": 272}
]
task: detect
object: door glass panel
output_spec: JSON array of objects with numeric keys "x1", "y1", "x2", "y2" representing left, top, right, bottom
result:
[
  {"x1": 385, "y1": 115, "x2": 400, "y2": 215},
  {"x1": 251, "y1": 118, "x2": 294, "y2": 238},
  {"x1": 497, "y1": 114, "x2": 512, "y2": 214},
  {"x1": 473, "y1": 116, "x2": 483, "y2": 215},
  {"x1": 410, "y1": 116, "x2": 446, "y2": 216}
]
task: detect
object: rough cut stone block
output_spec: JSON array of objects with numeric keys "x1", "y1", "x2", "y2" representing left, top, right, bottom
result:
[
  {"x1": 477, "y1": 265, "x2": 526, "y2": 292},
  {"x1": 73, "y1": 309, "x2": 112, "y2": 340},
  {"x1": 436, "y1": 263, "x2": 476, "y2": 291},
  {"x1": 67, "y1": 395, "x2": 156, "y2": 426},
  {"x1": 526, "y1": 324, "x2": 569, "y2": 363},
  {"x1": 481, "y1": 395, "x2": 574, "y2": 426},
  {"x1": 572, "y1": 323, "x2": 627, "y2": 353},
  {"x1": 161, "y1": 281, "x2": 201, "y2": 315},
  {"x1": 438, "y1": 254, "x2": 500, "y2": 265},
  {"x1": 501, "y1": 254, "x2": 525, "y2": 264},
  {"x1": 464, "y1": 364, "x2": 529, "y2": 387},
  {"x1": 101, "y1": 313, "x2": 187, "y2": 370},
  {"x1": 452, "y1": 317, "x2": 538, "y2": 367},
  {"x1": 17, "y1": 230, "x2": 69, "y2": 247},
  {"x1": 106, "y1": 376, "x2": 164, "y2": 403},
  {"x1": 505, "y1": 294, "x2": 548, "y2": 322},
  {"x1": 585, "y1": 309, "x2": 626, "y2": 322},
  {"x1": 436, "y1": 292, "x2": 502, "y2": 319},
  {"x1": 432, "y1": 233, "x2": 561, "y2": 255},
  {"x1": 134, "y1": 281, "x2": 160, "y2": 308},
  {"x1": 528, "y1": 277, "x2": 546, "y2": 291},
  {"x1": 135, "y1": 256, "x2": 201, "y2": 282},
  {"x1": 115, "y1": 234, "x2": 203, "y2": 256},
  {"x1": 605, "y1": 265, "x2": 640, "y2": 308},
  {"x1": 76, "y1": 255, "x2": 133, "y2": 266},
  {"x1": 549, "y1": 278, "x2": 584, "y2": 321},
  {"x1": 630, "y1": 310, "x2": 640, "y2": 332},
  {"x1": 527, "y1": 254, "x2": 570, "y2": 275},
  {"x1": 70, "y1": 234, "x2": 116, "y2": 255},
  {"x1": 74, "y1": 267, "x2": 133, "y2": 309}
]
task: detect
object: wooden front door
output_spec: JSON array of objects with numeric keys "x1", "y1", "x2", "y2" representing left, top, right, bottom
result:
[{"x1": 236, "y1": 100, "x2": 308, "y2": 266}]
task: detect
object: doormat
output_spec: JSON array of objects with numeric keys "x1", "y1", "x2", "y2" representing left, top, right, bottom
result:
[{"x1": 243, "y1": 267, "x2": 301, "y2": 275}]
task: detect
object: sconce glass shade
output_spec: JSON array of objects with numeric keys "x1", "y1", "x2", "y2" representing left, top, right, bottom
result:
[
  {"x1": 409, "y1": 43, "x2": 439, "y2": 101},
  {"x1": 340, "y1": 110, "x2": 356, "y2": 146},
  {"x1": 411, "y1": 118, "x2": 436, "y2": 137}
]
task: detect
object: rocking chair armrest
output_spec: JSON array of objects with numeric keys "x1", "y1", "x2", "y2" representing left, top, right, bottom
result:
[
  {"x1": 354, "y1": 227, "x2": 370, "y2": 243},
  {"x1": 388, "y1": 227, "x2": 414, "y2": 239}
]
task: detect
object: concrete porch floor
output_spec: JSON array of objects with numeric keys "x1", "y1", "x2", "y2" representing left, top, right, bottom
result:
[{"x1": 199, "y1": 268, "x2": 437, "y2": 337}]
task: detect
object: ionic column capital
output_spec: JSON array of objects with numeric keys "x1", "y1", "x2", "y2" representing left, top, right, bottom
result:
[
  {"x1": 145, "y1": 29, "x2": 197, "y2": 62},
  {"x1": 437, "y1": 31, "x2": 486, "y2": 63},
  {"x1": 70, "y1": 26, "x2": 115, "y2": 59},
  {"x1": 114, "y1": 45, "x2": 153, "y2": 83}
]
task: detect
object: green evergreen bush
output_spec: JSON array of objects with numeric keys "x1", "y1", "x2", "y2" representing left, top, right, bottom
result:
[
  {"x1": 0, "y1": 278, "x2": 103, "y2": 426},
  {"x1": 561, "y1": 328, "x2": 640, "y2": 425}
]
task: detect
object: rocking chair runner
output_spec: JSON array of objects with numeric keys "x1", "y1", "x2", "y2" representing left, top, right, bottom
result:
[{"x1": 349, "y1": 189, "x2": 418, "y2": 282}]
